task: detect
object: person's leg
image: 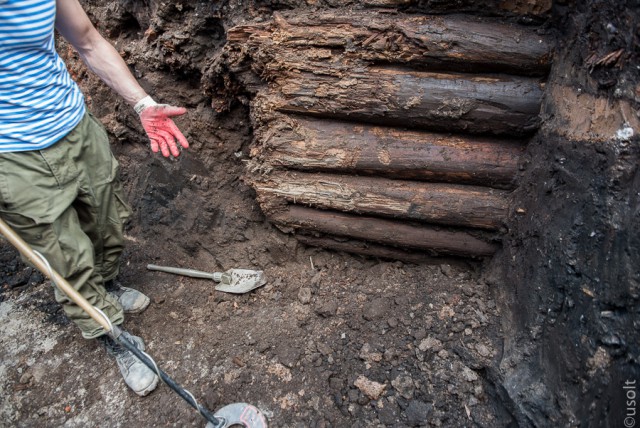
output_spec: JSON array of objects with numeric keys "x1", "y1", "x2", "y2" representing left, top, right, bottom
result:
[
  {"x1": 0, "y1": 143, "x2": 123, "y2": 338},
  {"x1": 0, "y1": 114, "x2": 158, "y2": 396},
  {"x1": 67, "y1": 112, "x2": 149, "y2": 313}
]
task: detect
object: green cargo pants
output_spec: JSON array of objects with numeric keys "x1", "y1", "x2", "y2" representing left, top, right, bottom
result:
[{"x1": 0, "y1": 112, "x2": 130, "y2": 338}]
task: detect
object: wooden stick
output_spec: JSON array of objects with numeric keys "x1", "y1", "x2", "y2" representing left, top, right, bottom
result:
[{"x1": 0, "y1": 218, "x2": 112, "y2": 332}]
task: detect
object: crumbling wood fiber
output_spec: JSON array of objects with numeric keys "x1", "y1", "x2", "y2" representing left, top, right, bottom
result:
[
  {"x1": 253, "y1": 172, "x2": 509, "y2": 230},
  {"x1": 228, "y1": 11, "x2": 553, "y2": 76},
  {"x1": 250, "y1": 115, "x2": 524, "y2": 188}
]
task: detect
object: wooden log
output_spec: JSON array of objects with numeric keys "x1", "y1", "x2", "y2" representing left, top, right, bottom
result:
[
  {"x1": 252, "y1": 116, "x2": 524, "y2": 188},
  {"x1": 252, "y1": 1, "x2": 551, "y2": 16},
  {"x1": 295, "y1": 234, "x2": 454, "y2": 264},
  {"x1": 252, "y1": 172, "x2": 509, "y2": 230},
  {"x1": 270, "y1": 205, "x2": 499, "y2": 257},
  {"x1": 228, "y1": 12, "x2": 553, "y2": 76},
  {"x1": 254, "y1": 67, "x2": 544, "y2": 136}
]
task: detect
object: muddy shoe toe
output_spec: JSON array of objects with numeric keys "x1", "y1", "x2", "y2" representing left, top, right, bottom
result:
[
  {"x1": 117, "y1": 352, "x2": 159, "y2": 396},
  {"x1": 100, "y1": 332, "x2": 159, "y2": 396},
  {"x1": 110, "y1": 286, "x2": 150, "y2": 314}
]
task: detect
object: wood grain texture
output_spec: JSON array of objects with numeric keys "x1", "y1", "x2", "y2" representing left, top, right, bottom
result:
[
  {"x1": 252, "y1": 172, "x2": 509, "y2": 230},
  {"x1": 227, "y1": 11, "x2": 553, "y2": 75},
  {"x1": 251, "y1": 116, "x2": 524, "y2": 188},
  {"x1": 270, "y1": 205, "x2": 499, "y2": 257},
  {"x1": 255, "y1": 67, "x2": 544, "y2": 136}
]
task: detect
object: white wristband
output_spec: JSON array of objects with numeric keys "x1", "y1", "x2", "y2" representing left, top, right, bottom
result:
[{"x1": 133, "y1": 95, "x2": 158, "y2": 114}]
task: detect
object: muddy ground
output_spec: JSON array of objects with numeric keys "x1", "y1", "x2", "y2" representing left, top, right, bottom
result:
[
  {"x1": 0, "y1": 238, "x2": 509, "y2": 427},
  {"x1": 1, "y1": 0, "x2": 639, "y2": 427}
]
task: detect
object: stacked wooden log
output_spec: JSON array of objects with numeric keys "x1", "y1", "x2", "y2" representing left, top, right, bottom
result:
[
  {"x1": 253, "y1": 0, "x2": 552, "y2": 16},
  {"x1": 223, "y1": 10, "x2": 553, "y2": 259}
]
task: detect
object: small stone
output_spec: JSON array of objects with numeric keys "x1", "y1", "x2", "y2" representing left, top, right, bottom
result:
[
  {"x1": 354, "y1": 375, "x2": 386, "y2": 400},
  {"x1": 451, "y1": 323, "x2": 465, "y2": 333},
  {"x1": 440, "y1": 264, "x2": 454, "y2": 278},
  {"x1": 387, "y1": 318, "x2": 398, "y2": 328},
  {"x1": 418, "y1": 337, "x2": 443, "y2": 353},
  {"x1": 437, "y1": 349, "x2": 449, "y2": 359},
  {"x1": 298, "y1": 287, "x2": 312, "y2": 304},
  {"x1": 587, "y1": 347, "x2": 611, "y2": 375},
  {"x1": 476, "y1": 343, "x2": 492, "y2": 357},
  {"x1": 438, "y1": 305, "x2": 455, "y2": 319},
  {"x1": 384, "y1": 349, "x2": 395, "y2": 362},
  {"x1": 317, "y1": 342, "x2": 332, "y2": 356},
  {"x1": 391, "y1": 374, "x2": 415, "y2": 399},
  {"x1": 19, "y1": 372, "x2": 32, "y2": 384},
  {"x1": 405, "y1": 400, "x2": 433, "y2": 426},
  {"x1": 276, "y1": 347, "x2": 300, "y2": 368},
  {"x1": 315, "y1": 300, "x2": 338, "y2": 318},
  {"x1": 359, "y1": 343, "x2": 383, "y2": 363},
  {"x1": 412, "y1": 328, "x2": 427, "y2": 341},
  {"x1": 460, "y1": 365, "x2": 479, "y2": 382},
  {"x1": 357, "y1": 393, "x2": 370, "y2": 405}
]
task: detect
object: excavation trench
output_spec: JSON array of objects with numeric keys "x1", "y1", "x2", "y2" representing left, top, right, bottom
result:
[{"x1": 0, "y1": 1, "x2": 638, "y2": 427}]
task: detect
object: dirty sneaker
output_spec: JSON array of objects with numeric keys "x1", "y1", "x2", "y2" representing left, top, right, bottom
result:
[
  {"x1": 99, "y1": 332, "x2": 159, "y2": 396},
  {"x1": 106, "y1": 280, "x2": 150, "y2": 314}
]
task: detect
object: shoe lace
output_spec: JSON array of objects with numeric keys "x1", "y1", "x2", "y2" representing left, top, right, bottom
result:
[
  {"x1": 101, "y1": 333, "x2": 140, "y2": 358},
  {"x1": 116, "y1": 351, "x2": 139, "y2": 371}
]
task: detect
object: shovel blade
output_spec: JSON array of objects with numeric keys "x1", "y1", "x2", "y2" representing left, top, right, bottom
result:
[{"x1": 214, "y1": 269, "x2": 267, "y2": 294}]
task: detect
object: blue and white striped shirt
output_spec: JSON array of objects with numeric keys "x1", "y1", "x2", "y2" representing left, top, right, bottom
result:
[{"x1": 0, "y1": 0, "x2": 85, "y2": 153}]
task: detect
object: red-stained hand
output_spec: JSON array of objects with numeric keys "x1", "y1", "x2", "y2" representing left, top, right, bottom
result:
[{"x1": 139, "y1": 104, "x2": 189, "y2": 157}]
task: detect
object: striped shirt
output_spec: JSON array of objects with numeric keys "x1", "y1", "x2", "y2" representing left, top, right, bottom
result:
[{"x1": 0, "y1": 0, "x2": 85, "y2": 153}]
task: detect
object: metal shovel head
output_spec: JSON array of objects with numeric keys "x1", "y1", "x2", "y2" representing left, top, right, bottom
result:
[
  {"x1": 207, "y1": 402, "x2": 267, "y2": 428},
  {"x1": 214, "y1": 269, "x2": 267, "y2": 294}
]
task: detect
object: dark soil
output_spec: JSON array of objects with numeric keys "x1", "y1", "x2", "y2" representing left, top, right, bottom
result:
[{"x1": 490, "y1": 0, "x2": 640, "y2": 426}]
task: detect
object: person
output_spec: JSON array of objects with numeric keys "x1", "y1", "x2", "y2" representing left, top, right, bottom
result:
[{"x1": 0, "y1": 0, "x2": 189, "y2": 396}]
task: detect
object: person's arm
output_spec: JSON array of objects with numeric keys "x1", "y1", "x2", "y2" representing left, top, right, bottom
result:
[{"x1": 55, "y1": 0, "x2": 189, "y2": 157}]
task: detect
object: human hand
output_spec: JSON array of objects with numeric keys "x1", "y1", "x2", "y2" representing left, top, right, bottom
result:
[{"x1": 135, "y1": 96, "x2": 189, "y2": 157}]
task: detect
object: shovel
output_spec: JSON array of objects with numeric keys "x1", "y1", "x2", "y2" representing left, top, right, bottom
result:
[
  {"x1": 0, "y1": 217, "x2": 267, "y2": 428},
  {"x1": 147, "y1": 264, "x2": 267, "y2": 294}
]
